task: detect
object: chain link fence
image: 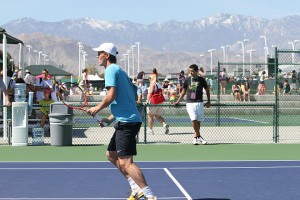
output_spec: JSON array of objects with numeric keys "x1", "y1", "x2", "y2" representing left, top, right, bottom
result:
[
  {"x1": 276, "y1": 49, "x2": 300, "y2": 143},
  {"x1": 1, "y1": 49, "x2": 300, "y2": 145},
  {"x1": 216, "y1": 48, "x2": 300, "y2": 144},
  {"x1": 1, "y1": 103, "x2": 278, "y2": 145}
]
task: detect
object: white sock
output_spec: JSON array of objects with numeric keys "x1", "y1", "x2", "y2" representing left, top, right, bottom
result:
[
  {"x1": 128, "y1": 177, "x2": 140, "y2": 191},
  {"x1": 142, "y1": 186, "x2": 154, "y2": 197}
]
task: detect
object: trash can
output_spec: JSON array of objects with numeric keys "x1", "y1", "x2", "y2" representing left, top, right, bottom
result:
[{"x1": 48, "y1": 102, "x2": 73, "y2": 146}]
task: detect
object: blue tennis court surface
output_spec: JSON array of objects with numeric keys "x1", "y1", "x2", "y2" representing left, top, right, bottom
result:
[{"x1": 1, "y1": 161, "x2": 300, "y2": 200}]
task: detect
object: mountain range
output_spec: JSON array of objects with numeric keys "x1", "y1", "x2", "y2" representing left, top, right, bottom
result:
[{"x1": 2, "y1": 13, "x2": 300, "y2": 76}]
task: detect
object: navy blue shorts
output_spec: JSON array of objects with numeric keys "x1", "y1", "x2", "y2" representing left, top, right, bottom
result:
[{"x1": 107, "y1": 122, "x2": 142, "y2": 156}]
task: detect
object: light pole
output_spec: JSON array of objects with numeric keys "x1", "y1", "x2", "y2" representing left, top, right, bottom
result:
[
  {"x1": 123, "y1": 54, "x2": 128, "y2": 74},
  {"x1": 78, "y1": 42, "x2": 83, "y2": 77},
  {"x1": 33, "y1": 50, "x2": 38, "y2": 65},
  {"x1": 236, "y1": 54, "x2": 241, "y2": 75},
  {"x1": 238, "y1": 39, "x2": 249, "y2": 76},
  {"x1": 135, "y1": 42, "x2": 140, "y2": 73},
  {"x1": 271, "y1": 45, "x2": 277, "y2": 58},
  {"x1": 38, "y1": 51, "x2": 43, "y2": 65},
  {"x1": 247, "y1": 49, "x2": 256, "y2": 75},
  {"x1": 82, "y1": 52, "x2": 88, "y2": 69},
  {"x1": 131, "y1": 45, "x2": 136, "y2": 80},
  {"x1": 260, "y1": 35, "x2": 269, "y2": 70},
  {"x1": 127, "y1": 50, "x2": 131, "y2": 76},
  {"x1": 208, "y1": 49, "x2": 216, "y2": 75},
  {"x1": 25, "y1": 45, "x2": 32, "y2": 66},
  {"x1": 42, "y1": 54, "x2": 47, "y2": 65},
  {"x1": 221, "y1": 46, "x2": 226, "y2": 63},
  {"x1": 225, "y1": 45, "x2": 230, "y2": 63},
  {"x1": 199, "y1": 54, "x2": 204, "y2": 67}
]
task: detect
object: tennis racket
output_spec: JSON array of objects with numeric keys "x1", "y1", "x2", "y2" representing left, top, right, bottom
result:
[{"x1": 60, "y1": 82, "x2": 108, "y2": 126}]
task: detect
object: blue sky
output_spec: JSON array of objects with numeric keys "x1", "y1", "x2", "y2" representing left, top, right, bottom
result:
[{"x1": 1, "y1": 0, "x2": 299, "y2": 26}]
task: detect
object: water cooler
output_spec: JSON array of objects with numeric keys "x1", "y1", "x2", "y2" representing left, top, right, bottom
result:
[
  {"x1": 12, "y1": 102, "x2": 28, "y2": 146},
  {"x1": 12, "y1": 83, "x2": 28, "y2": 146}
]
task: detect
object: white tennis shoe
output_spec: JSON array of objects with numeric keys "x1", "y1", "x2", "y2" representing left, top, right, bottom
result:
[{"x1": 198, "y1": 136, "x2": 207, "y2": 145}]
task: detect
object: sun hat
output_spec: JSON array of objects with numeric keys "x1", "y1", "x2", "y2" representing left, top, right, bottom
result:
[
  {"x1": 25, "y1": 69, "x2": 30, "y2": 73},
  {"x1": 92, "y1": 42, "x2": 118, "y2": 57}
]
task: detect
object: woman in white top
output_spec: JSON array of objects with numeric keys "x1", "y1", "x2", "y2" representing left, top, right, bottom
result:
[
  {"x1": 79, "y1": 68, "x2": 89, "y2": 99},
  {"x1": 219, "y1": 68, "x2": 227, "y2": 95},
  {"x1": 258, "y1": 71, "x2": 266, "y2": 95},
  {"x1": 146, "y1": 74, "x2": 169, "y2": 135},
  {"x1": 51, "y1": 80, "x2": 59, "y2": 102}
]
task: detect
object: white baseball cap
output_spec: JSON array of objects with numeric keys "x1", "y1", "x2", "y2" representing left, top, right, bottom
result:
[{"x1": 93, "y1": 42, "x2": 118, "y2": 57}]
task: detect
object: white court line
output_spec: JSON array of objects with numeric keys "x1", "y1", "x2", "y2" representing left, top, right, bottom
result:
[
  {"x1": 229, "y1": 117, "x2": 269, "y2": 124},
  {"x1": 0, "y1": 167, "x2": 164, "y2": 170},
  {"x1": 1, "y1": 165, "x2": 300, "y2": 170},
  {"x1": 164, "y1": 168, "x2": 192, "y2": 200},
  {"x1": 0, "y1": 198, "x2": 184, "y2": 200},
  {"x1": 169, "y1": 165, "x2": 300, "y2": 170}
]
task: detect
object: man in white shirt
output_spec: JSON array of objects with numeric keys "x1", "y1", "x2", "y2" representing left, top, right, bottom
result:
[
  {"x1": 35, "y1": 69, "x2": 53, "y2": 103},
  {"x1": 167, "y1": 81, "x2": 177, "y2": 97}
]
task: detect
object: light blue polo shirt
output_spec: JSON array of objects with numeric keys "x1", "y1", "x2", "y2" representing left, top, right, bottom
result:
[{"x1": 104, "y1": 64, "x2": 142, "y2": 123}]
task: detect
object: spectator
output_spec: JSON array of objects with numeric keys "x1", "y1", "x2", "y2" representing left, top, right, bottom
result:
[
  {"x1": 146, "y1": 74, "x2": 170, "y2": 135},
  {"x1": 12, "y1": 69, "x2": 18, "y2": 80},
  {"x1": 24, "y1": 69, "x2": 35, "y2": 85},
  {"x1": 136, "y1": 79, "x2": 148, "y2": 104},
  {"x1": 162, "y1": 78, "x2": 169, "y2": 89},
  {"x1": 209, "y1": 78, "x2": 215, "y2": 95},
  {"x1": 39, "y1": 88, "x2": 54, "y2": 128},
  {"x1": 283, "y1": 79, "x2": 291, "y2": 95},
  {"x1": 258, "y1": 71, "x2": 266, "y2": 95},
  {"x1": 277, "y1": 69, "x2": 284, "y2": 95},
  {"x1": 58, "y1": 82, "x2": 68, "y2": 100},
  {"x1": 50, "y1": 80, "x2": 59, "y2": 102},
  {"x1": 79, "y1": 68, "x2": 89, "y2": 99},
  {"x1": 232, "y1": 82, "x2": 241, "y2": 101},
  {"x1": 7, "y1": 70, "x2": 15, "y2": 102},
  {"x1": 89, "y1": 83, "x2": 94, "y2": 95},
  {"x1": 35, "y1": 69, "x2": 53, "y2": 103},
  {"x1": 199, "y1": 67, "x2": 206, "y2": 78},
  {"x1": 136, "y1": 71, "x2": 145, "y2": 82},
  {"x1": 0, "y1": 74, "x2": 12, "y2": 106},
  {"x1": 177, "y1": 70, "x2": 186, "y2": 93},
  {"x1": 169, "y1": 89, "x2": 178, "y2": 103},
  {"x1": 219, "y1": 68, "x2": 227, "y2": 94},
  {"x1": 243, "y1": 80, "x2": 251, "y2": 102},
  {"x1": 167, "y1": 81, "x2": 176, "y2": 97},
  {"x1": 291, "y1": 70, "x2": 297, "y2": 93}
]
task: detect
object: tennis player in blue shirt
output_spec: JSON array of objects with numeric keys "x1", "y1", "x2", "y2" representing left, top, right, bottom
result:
[{"x1": 88, "y1": 43, "x2": 156, "y2": 200}]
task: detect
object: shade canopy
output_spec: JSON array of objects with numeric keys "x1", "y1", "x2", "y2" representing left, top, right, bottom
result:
[
  {"x1": 25, "y1": 65, "x2": 72, "y2": 76},
  {"x1": 0, "y1": 27, "x2": 23, "y2": 44}
]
